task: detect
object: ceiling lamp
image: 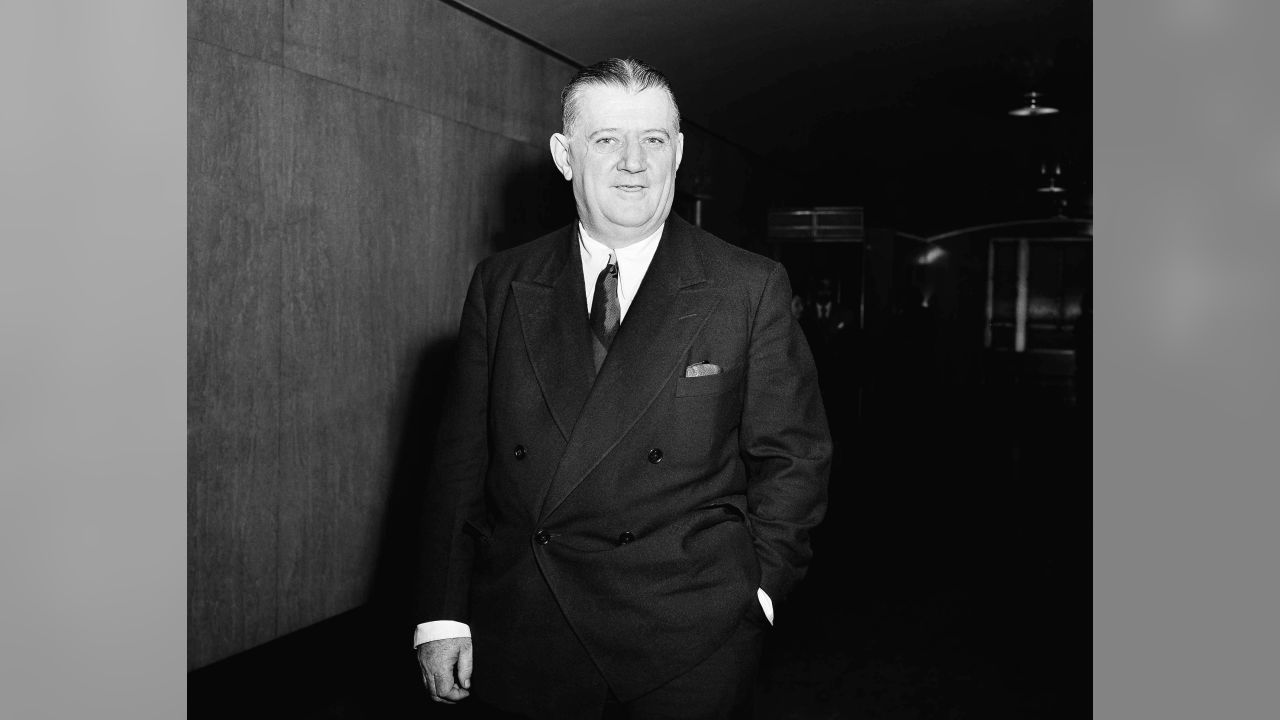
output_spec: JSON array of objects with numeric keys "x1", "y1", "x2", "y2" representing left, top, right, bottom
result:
[
  {"x1": 916, "y1": 246, "x2": 946, "y2": 265},
  {"x1": 1037, "y1": 163, "x2": 1066, "y2": 193},
  {"x1": 1009, "y1": 91, "x2": 1058, "y2": 117}
]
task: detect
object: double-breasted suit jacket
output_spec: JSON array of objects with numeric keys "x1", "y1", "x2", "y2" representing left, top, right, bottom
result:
[{"x1": 416, "y1": 214, "x2": 831, "y2": 710}]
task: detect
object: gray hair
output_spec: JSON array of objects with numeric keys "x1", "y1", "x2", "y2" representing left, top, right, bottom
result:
[{"x1": 561, "y1": 57, "x2": 681, "y2": 136}]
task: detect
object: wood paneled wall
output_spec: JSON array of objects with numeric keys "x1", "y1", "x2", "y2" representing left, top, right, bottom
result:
[
  {"x1": 189, "y1": 0, "x2": 759, "y2": 670},
  {"x1": 188, "y1": 0, "x2": 576, "y2": 669}
]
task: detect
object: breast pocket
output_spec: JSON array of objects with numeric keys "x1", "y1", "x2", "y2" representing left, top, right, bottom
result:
[{"x1": 675, "y1": 365, "x2": 742, "y2": 398}]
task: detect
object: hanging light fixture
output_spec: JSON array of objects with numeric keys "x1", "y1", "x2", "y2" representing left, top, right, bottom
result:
[
  {"x1": 1037, "y1": 163, "x2": 1065, "y2": 193},
  {"x1": 1009, "y1": 91, "x2": 1058, "y2": 117}
]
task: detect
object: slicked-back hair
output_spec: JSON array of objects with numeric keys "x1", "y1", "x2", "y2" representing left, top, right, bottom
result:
[{"x1": 561, "y1": 57, "x2": 681, "y2": 136}]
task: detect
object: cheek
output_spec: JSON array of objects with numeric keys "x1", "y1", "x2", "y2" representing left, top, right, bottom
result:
[{"x1": 585, "y1": 160, "x2": 614, "y2": 186}]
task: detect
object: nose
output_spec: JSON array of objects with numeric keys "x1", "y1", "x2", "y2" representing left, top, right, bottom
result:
[{"x1": 618, "y1": 140, "x2": 645, "y2": 173}]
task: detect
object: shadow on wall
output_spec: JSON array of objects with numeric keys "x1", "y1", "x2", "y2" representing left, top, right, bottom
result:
[
  {"x1": 489, "y1": 153, "x2": 575, "y2": 254},
  {"x1": 368, "y1": 151, "x2": 575, "y2": 640},
  {"x1": 369, "y1": 333, "x2": 457, "y2": 631}
]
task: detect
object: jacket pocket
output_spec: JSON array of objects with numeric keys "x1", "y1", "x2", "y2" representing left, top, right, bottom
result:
[
  {"x1": 675, "y1": 365, "x2": 741, "y2": 398},
  {"x1": 698, "y1": 495, "x2": 749, "y2": 523}
]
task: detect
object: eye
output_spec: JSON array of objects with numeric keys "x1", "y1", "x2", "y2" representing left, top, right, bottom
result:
[
  {"x1": 595, "y1": 136, "x2": 620, "y2": 146},
  {"x1": 643, "y1": 136, "x2": 666, "y2": 146}
]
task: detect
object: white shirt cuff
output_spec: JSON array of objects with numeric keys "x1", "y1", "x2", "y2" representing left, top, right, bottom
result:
[
  {"x1": 757, "y1": 587, "x2": 775, "y2": 625},
  {"x1": 414, "y1": 620, "x2": 471, "y2": 648}
]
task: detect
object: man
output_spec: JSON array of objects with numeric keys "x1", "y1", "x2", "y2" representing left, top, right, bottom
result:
[
  {"x1": 414, "y1": 58, "x2": 831, "y2": 719},
  {"x1": 799, "y1": 276, "x2": 862, "y2": 432}
]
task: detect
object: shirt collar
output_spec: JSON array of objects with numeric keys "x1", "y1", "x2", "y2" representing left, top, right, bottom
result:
[
  {"x1": 577, "y1": 222, "x2": 664, "y2": 265},
  {"x1": 577, "y1": 222, "x2": 665, "y2": 320}
]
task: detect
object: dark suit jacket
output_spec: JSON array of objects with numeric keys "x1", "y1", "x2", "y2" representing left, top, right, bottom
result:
[{"x1": 416, "y1": 215, "x2": 831, "y2": 711}]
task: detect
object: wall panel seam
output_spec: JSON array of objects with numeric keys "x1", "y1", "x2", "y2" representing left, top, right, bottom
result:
[
  {"x1": 188, "y1": 37, "x2": 558, "y2": 155},
  {"x1": 273, "y1": 53, "x2": 285, "y2": 645},
  {"x1": 278, "y1": 0, "x2": 286, "y2": 69}
]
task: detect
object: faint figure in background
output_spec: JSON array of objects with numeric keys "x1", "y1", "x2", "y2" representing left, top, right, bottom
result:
[{"x1": 799, "y1": 276, "x2": 862, "y2": 433}]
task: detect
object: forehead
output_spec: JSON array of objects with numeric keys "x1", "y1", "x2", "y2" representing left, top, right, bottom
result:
[{"x1": 573, "y1": 85, "x2": 676, "y2": 133}]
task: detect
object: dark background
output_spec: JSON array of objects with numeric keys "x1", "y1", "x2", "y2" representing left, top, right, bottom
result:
[
  {"x1": 463, "y1": 0, "x2": 1091, "y2": 237},
  {"x1": 188, "y1": 1, "x2": 1090, "y2": 717}
]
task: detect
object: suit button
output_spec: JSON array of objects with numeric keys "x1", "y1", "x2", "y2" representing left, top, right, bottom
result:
[
  {"x1": 514, "y1": 445, "x2": 527, "y2": 460},
  {"x1": 617, "y1": 531, "x2": 635, "y2": 545},
  {"x1": 647, "y1": 448, "x2": 663, "y2": 464},
  {"x1": 534, "y1": 529, "x2": 551, "y2": 545}
]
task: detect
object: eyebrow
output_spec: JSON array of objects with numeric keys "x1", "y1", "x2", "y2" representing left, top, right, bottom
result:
[{"x1": 588, "y1": 128, "x2": 672, "y2": 139}]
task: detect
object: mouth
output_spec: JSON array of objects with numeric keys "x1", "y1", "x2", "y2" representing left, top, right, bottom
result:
[{"x1": 613, "y1": 184, "x2": 647, "y2": 193}]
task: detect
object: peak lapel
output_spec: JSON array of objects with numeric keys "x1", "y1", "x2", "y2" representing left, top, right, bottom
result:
[
  {"x1": 511, "y1": 228, "x2": 594, "y2": 441},
  {"x1": 537, "y1": 217, "x2": 724, "y2": 520}
]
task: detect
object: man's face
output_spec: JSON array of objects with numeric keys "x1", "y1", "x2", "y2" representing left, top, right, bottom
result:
[{"x1": 550, "y1": 84, "x2": 684, "y2": 247}]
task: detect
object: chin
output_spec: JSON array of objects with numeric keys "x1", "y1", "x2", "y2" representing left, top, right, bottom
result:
[{"x1": 604, "y1": 208, "x2": 657, "y2": 229}]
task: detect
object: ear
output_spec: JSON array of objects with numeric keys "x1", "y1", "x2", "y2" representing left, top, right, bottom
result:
[
  {"x1": 549, "y1": 133, "x2": 573, "y2": 181},
  {"x1": 674, "y1": 132, "x2": 685, "y2": 172}
]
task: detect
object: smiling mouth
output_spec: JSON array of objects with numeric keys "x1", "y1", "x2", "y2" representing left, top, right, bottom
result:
[{"x1": 614, "y1": 184, "x2": 646, "y2": 192}]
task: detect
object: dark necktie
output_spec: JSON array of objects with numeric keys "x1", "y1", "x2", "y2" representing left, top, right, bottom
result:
[{"x1": 590, "y1": 254, "x2": 619, "y2": 374}]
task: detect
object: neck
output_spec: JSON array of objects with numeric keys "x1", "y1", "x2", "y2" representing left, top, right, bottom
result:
[{"x1": 581, "y1": 219, "x2": 665, "y2": 250}]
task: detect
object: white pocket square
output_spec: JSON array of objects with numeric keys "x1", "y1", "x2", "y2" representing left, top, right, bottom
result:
[{"x1": 684, "y1": 362, "x2": 721, "y2": 378}]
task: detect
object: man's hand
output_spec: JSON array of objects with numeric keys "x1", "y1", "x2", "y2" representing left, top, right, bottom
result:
[{"x1": 416, "y1": 637, "x2": 473, "y2": 704}]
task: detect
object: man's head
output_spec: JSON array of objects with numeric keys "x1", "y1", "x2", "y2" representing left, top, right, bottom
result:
[
  {"x1": 550, "y1": 58, "x2": 684, "y2": 248},
  {"x1": 814, "y1": 277, "x2": 835, "y2": 304}
]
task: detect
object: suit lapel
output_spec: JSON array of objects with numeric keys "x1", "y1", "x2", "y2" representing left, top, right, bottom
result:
[
  {"x1": 512, "y1": 227, "x2": 595, "y2": 442},
  {"x1": 537, "y1": 216, "x2": 724, "y2": 520}
]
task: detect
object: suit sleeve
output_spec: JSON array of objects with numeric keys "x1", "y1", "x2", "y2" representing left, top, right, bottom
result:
[
  {"x1": 413, "y1": 263, "x2": 491, "y2": 624},
  {"x1": 739, "y1": 262, "x2": 832, "y2": 606}
]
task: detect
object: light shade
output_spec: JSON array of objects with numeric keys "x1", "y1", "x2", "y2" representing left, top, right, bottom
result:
[
  {"x1": 1036, "y1": 178, "x2": 1065, "y2": 193},
  {"x1": 1009, "y1": 91, "x2": 1058, "y2": 117}
]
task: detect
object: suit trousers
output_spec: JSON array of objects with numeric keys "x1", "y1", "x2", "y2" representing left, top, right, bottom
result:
[
  {"x1": 461, "y1": 609, "x2": 766, "y2": 720},
  {"x1": 605, "y1": 608, "x2": 766, "y2": 720}
]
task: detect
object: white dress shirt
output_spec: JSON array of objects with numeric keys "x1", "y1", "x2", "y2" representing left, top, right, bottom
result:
[
  {"x1": 414, "y1": 222, "x2": 773, "y2": 648},
  {"x1": 577, "y1": 222, "x2": 663, "y2": 320}
]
